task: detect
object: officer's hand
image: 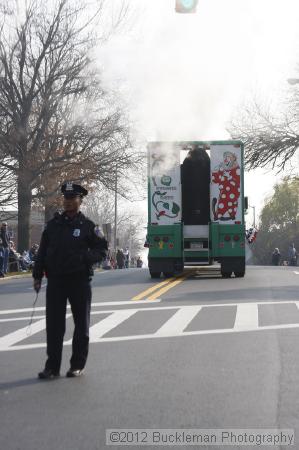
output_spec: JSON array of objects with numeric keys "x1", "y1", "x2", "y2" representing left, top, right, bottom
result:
[{"x1": 33, "y1": 279, "x2": 41, "y2": 293}]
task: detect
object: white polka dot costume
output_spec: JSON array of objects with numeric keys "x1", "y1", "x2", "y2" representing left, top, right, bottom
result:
[{"x1": 211, "y1": 152, "x2": 241, "y2": 221}]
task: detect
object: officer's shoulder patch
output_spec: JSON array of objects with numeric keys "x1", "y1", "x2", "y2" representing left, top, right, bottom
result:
[{"x1": 94, "y1": 225, "x2": 104, "y2": 238}]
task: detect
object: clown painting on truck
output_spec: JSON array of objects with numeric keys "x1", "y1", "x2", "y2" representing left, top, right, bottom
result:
[
  {"x1": 145, "y1": 141, "x2": 247, "y2": 279},
  {"x1": 211, "y1": 150, "x2": 241, "y2": 222}
]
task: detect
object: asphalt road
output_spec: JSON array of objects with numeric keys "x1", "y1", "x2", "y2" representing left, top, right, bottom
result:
[{"x1": 1, "y1": 266, "x2": 299, "y2": 450}]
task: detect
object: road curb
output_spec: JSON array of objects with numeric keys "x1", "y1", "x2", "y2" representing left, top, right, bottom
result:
[
  {"x1": 0, "y1": 269, "x2": 104, "y2": 281},
  {"x1": 0, "y1": 267, "x2": 105, "y2": 282},
  {"x1": 0, "y1": 273, "x2": 32, "y2": 281}
]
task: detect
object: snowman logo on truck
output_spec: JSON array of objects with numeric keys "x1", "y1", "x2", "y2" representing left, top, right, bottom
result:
[{"x1": 211, "y1": 151, "x2": 241, "y2": 221}]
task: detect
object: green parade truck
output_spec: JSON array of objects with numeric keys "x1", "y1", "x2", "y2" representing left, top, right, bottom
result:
[{"x1": 145, "y1": 141, "x2": 248, "y2": 279}]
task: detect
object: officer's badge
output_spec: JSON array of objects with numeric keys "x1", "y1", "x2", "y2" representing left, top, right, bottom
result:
[
  {"x1": 73, "y1": 228, "x2": 81, "y2": 237},
  {"x1": 66, "y1": 182, "x2": 73, "y2": 191}
]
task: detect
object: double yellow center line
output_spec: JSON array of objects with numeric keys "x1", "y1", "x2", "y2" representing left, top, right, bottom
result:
[{"x1": 132, "y1": 271, "x2": 193, "y2": 301}]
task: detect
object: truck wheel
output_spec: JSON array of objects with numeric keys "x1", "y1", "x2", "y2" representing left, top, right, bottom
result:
[
  {"x1": 221, "y1": 271, "x2": 232, "y2": 278},
  {"x1": 163, "y1": 272, "x2": 174, "y2": 278},
  {"x1": 234, "y1": 272, "x2": 245, "y2": 278},
  {"x1": 150, "y1": 272, "x2": 161, "y2": 279}
]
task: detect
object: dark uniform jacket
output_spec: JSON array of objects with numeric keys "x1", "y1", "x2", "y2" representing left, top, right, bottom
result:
[{"x1": 33, "y1": 211, "x2": 108, "y2": 279}]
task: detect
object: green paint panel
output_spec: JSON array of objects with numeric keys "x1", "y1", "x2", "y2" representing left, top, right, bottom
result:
[
  {"x1": 147, "y1": 224, "x2": 182, "y2": 258},
  {"x1": 210, "y1": 223, "x2": 246, "y2": 258}
]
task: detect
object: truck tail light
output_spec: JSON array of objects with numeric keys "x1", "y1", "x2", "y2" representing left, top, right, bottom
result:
[
  {"x1": 233, "y1": 235, "x2": 240, "y2": 241},
  {"x1": 219, "y1": 243, "x2": 225, "y2": 248},
  {"x1": 224, "y1": 235, "x2": 231, "y2": 242}
]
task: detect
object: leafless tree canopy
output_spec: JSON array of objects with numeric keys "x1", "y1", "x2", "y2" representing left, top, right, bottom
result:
[
  {"x1": 229, "y1": 86, "x2": 299, "y2": 172},
  {"x1": 0, "y1": 0, "x2": 141, "y2": 251},
  {"x1": 0, "y1": 160, "x2": 16, "y2": 211},
  {"x1": 82, "y1": 186, "x2": 145, "y2": 256}
]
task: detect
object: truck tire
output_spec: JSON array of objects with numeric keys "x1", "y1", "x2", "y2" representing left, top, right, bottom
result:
[
  {"x1": 221, "y1": 271, "x2": 232, "y2": 278},
  {"x1": 163, "y1": 272, "x2": 174, "y2": 278},
  {"x1": 234, "y1": 271, "x2": 245, "y2": 278},
  {"x1": 150, "y1": 272, "x2": 161, "y2": 279}
]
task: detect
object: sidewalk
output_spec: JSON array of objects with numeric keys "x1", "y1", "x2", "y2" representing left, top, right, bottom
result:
[
  {"x1": 0, "y1": 268, "x2": 104, "y2": 281},
  {"x1": 0, "y1": 271, "x2": 32, "y2": 281}
]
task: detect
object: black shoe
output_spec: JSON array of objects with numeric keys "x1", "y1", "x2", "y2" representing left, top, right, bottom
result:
[
  {"x1": 66, "y1": 368, "x2": 84, "y2": 378},
  {"x1": 38, "y1": 368, "x2": 60, "y2": 379}
]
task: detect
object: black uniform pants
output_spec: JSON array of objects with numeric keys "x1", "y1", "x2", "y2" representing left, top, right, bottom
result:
[{"x1": 45, "y1": 275, "x2": 92, "y2": 372}]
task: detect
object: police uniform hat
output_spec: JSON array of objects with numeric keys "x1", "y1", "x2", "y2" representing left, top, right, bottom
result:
[{"x1": 61, "y1": 182, "x2": 88, "y2": 198}]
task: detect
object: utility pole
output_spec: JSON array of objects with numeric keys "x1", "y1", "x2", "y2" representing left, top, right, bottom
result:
[{"x1": 114, "y1": 165, "x2": 118, "y2": 254}]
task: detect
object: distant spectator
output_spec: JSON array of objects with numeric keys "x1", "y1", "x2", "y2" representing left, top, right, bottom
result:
[
  {"x1": 123, "y1": 247, "x2": 130, "y2": 268},
  {"x1": 288, "y1": 243, "x2": 298, "y2": 266},
  {"x1": 110, "y1": 256, "x2": 116, "y2": 269},
  {"x1": 8, "y1": 241, "x2": 28, "y2": 272},
  {"x1": 22, "y1": 251, "x2": 34, "y2": 270},
  {"x1": 102, "y1": 256, "x2": 111, "y2": 270},
  {"x1": 116, "y1": 249, "x2": 125, "y2": 269},
  {"x1": 29, "y1": 244, "x2": 39, "y2": 262},
  {"x1": 130, "y1": 257, "x2": 135, "y2": 268},
  {"x1": 0, "y1": 222, "x2": 10, "y2": 274},
  {"x1": 136, "y1": 256, "x2": 143, "y2": 268},
  {"x1": 0, "y1": 236, "x2": 4, "y2": 277},
  {"x1": 9, "y1": 243, "x2": 20, "y2": 272},
  {"x1": 272, "y1": 248, "x2": 281, "y2": 266}
]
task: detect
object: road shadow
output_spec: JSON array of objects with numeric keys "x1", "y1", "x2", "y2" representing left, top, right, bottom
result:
[{"x1": 0, "y1": 377, "x2": 48, "y2": 390}]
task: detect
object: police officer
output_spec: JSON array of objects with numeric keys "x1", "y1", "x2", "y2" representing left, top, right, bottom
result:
[{"x1": 33, "y1": 182, "x2": 108, "y2": 379}]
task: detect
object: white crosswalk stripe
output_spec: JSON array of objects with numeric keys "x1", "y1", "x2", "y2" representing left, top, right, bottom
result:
[
  {"x1": 0, "y1": 318, "x2": 46, "y2": 348},
  {"x1": 1, "y1": 301, "x2": 299, "y2": 351},
  {"x1": 88, "y1": 310, "x2": 138, "y2": 343},
  {"x1": 155, "y1": 305, "x2": 202, "y2": 337},
  {"x1": 233, "y1": 304, "x2": 259, "y2": 331},
  {"x1": 0, "y1": 299, "x2": 161, "y2": 316}
]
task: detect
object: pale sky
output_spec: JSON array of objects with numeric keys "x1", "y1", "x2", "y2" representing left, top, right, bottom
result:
[{"x1": 98, "y1": 0, "x2": 299, "y2": 226}]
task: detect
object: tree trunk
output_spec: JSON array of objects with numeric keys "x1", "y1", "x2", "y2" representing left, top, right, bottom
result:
[
  {"x1": 17, "y1": 171, "x2": 32, "y2": 253},
  {"x1": 45, "y1": 202, "x2": 58, "y2": 222}
]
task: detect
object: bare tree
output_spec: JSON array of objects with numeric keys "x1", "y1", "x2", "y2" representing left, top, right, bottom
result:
[
  {"x1": 117, "y1": 218, "x2": 144, "y2": 257},
  {"x1": 82, "y1": 186, "x2": 145, "y2": 256},
  {"x1": 33, "y1": 88, "x2": 138, "y2": 221},
  {"x1": 0, "y1": 160, "x2": 16, "y2": 212},
  {"x1": 0, "y1": 0, "x2": 135, "y2": 251},
  {"x1": 229, "y1": 82, "x2": 299, "y2": 171}
]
